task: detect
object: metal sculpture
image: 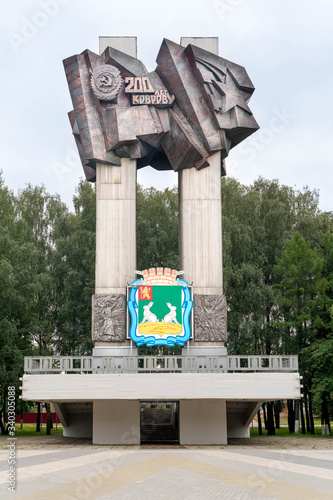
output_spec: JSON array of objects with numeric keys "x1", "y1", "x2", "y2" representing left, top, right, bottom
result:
[{"x1": 64, "y1": 38, "x2": 258, "y2": 181}]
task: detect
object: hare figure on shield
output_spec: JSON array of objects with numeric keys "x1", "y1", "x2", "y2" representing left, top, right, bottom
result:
[
  {"x1": 142, "y1": 302, "x2": 158, "y2": 323},
  {"x1": 162, "y1": 303, "x2": 179, "y2": 324}
]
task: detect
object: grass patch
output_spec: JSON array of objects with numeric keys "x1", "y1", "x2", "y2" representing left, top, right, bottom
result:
[
  {"x1": 277, "y1": 416, "x2": 326, "y2": 427},
  {"x1": 250, "y1": 426, "x2": 332, "y2": 437},
  {"x1": 1, "y1": 423, "x2": 63, "y2": 437}
]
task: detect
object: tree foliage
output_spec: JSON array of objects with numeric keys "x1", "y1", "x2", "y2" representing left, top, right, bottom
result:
[
  {"x1": 0, "y1": 171, "x2": 332, "y2": 432},
  {"x1": 51, "y1": 181, "x2": 95, "y2": 355},
  {"x1": 137, "y1": 185, "x2": 178, "y2": 270},
  {"x1": 221, "y1": 176, "x2": 333, "y2": 427}
]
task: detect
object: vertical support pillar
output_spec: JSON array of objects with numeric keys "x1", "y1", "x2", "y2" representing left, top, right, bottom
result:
[
  {"x1": 93, "y1": 159, "x2": 137, "y2": 348},
  {"x1": 92, "y1": 38, "x2": 138, "y2": 349},
  {"x1": 93, "y1": 400, "x2": 140, "y2": 444},
  {"x1": 180, "y1": 400, "x2": 227, "y2": 445},
  {"x1": 95, "y1": 159, "x2": 137, "y2": 296},
  {"x1": 179, "y1": 152, "x2": 223, "y2": 297},
  {"x1": 179, "y1": 38, "x2": 227, "y2": 350}
]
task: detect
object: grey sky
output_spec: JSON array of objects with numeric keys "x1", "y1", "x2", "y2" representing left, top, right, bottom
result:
[{"x1": 1, "y1": 0, "x2": 332, "y2": 211}]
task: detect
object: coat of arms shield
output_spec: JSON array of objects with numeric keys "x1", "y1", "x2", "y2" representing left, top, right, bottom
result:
[{"x1": 128, "y1": 268, "x2": 193, "y2": 346}]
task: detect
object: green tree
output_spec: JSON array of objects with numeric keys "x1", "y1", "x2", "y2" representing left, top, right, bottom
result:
[
  {"x1": 222, "y1": 178, "x2": 268, "y2": 354},
  {"x1": 274, "y1": 232, "x2": 323, "y2": 353},
  {"x1": 14, "y1": 184, "x2": 68, "y2": 355},
  {"x1": 303, "y1": 335, "x2": 333, "y2": 434},
  {"x1": 0, "y1": 178, "x2": 63, "y2": 431},
  {"x1": 137, "y1": 185, "x2": 178, "y2": 270},
  {"x1": 222, "y1": 178, "x2": 323, "y2": 356},
  {"x1": 51, "y1": 180, "x2": 96, "y2": 355},
  {"x1": 274, "y1": 232, "x2": 325, "y2": 432},
  {"x1": 0, "y1": 175, "x2": 29, "y2": 432},
  {"x1": 311, "y1": 233, "x2": 333, "y2": 340}
]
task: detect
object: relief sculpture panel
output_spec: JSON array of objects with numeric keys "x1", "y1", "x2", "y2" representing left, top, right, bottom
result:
[
  {"x1": 194, "y1": 295, "x2": 227, "y2": 342},
  {"x1": 93, "y1": 294, "x2": 126, "y2": 342}
]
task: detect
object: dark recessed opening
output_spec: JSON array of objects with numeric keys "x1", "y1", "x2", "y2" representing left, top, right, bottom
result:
[{"x1": 140, "y1": 401, "x2": 179, "y2": 444}]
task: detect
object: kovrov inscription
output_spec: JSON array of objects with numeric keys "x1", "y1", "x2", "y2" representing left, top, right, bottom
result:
[{"x1": 124, "y1": 76, "x2": 175, "y2": 107}]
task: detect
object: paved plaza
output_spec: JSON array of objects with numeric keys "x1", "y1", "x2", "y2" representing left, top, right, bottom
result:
[{"x1": 0, "y1": 438, "x2": 332, "y2": 500}]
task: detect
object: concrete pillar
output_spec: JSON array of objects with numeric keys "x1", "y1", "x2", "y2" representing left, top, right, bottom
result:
[
  {"x1": 93, "y1": 400, "x2": 140, "y2": 445},
  {"x1": 99, "y1": 36, "x2": 137, "y2": 58},
  {"x1": 95, "y1": 159, "x2": 136, "y2": 295},
  {"x1": 93, "y1": 37, "x2": 138, "y2": 349},
  {"x1": 93, "y1": 159, "x2": 137, "y2": 349},
  {"x1": 179, "y1": 399, "x2": 227, "y2": 445},
  {"x1": 180, "y1": 37, "x2": 219, "y2": 55},
  {"x1": 179, "y1": 151, "x2": 223, "y2": 297},
  {"x1": 179, "y1": 37, "x2": 226, "y2": 349}
]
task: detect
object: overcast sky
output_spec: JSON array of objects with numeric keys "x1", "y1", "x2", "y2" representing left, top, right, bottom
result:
[{"x1": 1, "y1": 0, "x2": 332, "y2": 212}]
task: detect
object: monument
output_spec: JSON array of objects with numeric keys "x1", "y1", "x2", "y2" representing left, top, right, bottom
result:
[
  {"x1": 21, "y1": 37, "x2": 301, "y2": 445},
  {"x1": 63, "y1": 36, "x2": 259, "y2": 353}
]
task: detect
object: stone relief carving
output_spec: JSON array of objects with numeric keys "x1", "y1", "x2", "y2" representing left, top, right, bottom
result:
[
  {"x1": 93, "y1": 294, "x2": 126, "y2": 342},
  {"x1": 194, "y1": 295, "x2": 227, "y2": 342},
  {"x1": 90, "y1": 64, "x2": 122, "y2": 101}
]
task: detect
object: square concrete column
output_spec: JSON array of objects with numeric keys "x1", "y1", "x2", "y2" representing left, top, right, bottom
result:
[
  {"x1": 95, "y1": 159, "x2": 137, "y2": 295},
  {"x1": 179, "y1": 151, "x2": 223, "y2": 296},
  {"x1": 179, "y1": 37, "x2": 226, "y2": 348},
  {"x1": 93, "y1": 400, "x2": 140, "y2": 445},
  {"x1": 93, "y1": 158, "x2": 137, "y2": 347},
  {"x1": 180, "y1": 399, "x2": 227, "y2": 445},
  {"x1": 93, "y1": 37, "x2": 138, "y2": 348},
  {"x1": 178, "y1": 140, "x2": 226, "y2": 348}
]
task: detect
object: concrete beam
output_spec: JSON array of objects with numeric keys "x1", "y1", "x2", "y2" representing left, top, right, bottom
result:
[
  {"x1": 243, "y1": 401, "x2": 262, "y2": 427},
  {"x1": 52, "y1": 402, "x2": 69, "y2": 427},
  {"x1": 22, "y1": 372, "x2": 302, "y2": 402}
]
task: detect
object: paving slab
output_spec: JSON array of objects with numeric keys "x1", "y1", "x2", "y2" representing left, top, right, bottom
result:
[{"x1": 0, "y1": 436, "x2": 332, "y2": 500}]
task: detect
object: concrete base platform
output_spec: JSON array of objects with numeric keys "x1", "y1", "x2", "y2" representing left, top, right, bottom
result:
[
  {"x1": 22, "y1": 372, "x2": 301, "y2": 445},
  {"x1": 55, "y1": 398, "x2": 258, "y2": 445}
]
